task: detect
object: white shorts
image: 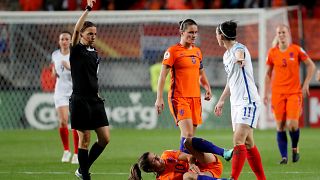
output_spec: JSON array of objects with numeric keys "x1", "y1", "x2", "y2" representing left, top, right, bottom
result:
[
  {"x1": 231, "y1": 102, "x2": 260, "y2": 131},
  {"x1": 54, "y1": 95, "x2": 70, "y2": 108}
]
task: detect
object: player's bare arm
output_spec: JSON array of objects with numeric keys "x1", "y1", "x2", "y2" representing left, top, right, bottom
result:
[
  {"x1": 263, "y1": 65, "x2": 273, "y2": 105},
  {"x1": 51, "y1": 62, "x2": 57, "y2": 78},
  {"x1": 302, "y1": 58, "x2": 316, "y2": 97},
  {"x1": 214, "y1": 83, "x2": 230, "y2": 117},
  {"x1": 155, "y1": 64, "x2": 170, "y2": 114},
  {"x1": 72, "y1": 0, "x2": 95, "y2": 46},
  {"x1": 316, "y1": 69, "x2": 320, "y2": 82},
  {"x1": 199, "y1": 69, "x2": 212, "y2": 101},
  {"x1": 179, "y1": 153, "x2": 200, "y2": 174}
]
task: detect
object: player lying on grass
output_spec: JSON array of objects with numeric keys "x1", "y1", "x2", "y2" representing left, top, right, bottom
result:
[{"x1": 129, "y1": 137, "x2": 233, "y2": 180}]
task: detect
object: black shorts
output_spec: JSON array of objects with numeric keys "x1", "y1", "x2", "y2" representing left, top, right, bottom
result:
[{"x1": 70, "y1": 94, "x2": 109, "y2": 130}]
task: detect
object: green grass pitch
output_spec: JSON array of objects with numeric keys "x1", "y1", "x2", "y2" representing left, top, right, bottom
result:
[{"x1": 0, "y1": 128, "x2": 319, "y2": 180}]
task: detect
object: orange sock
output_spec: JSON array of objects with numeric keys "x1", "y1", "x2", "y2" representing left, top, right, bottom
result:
[
  {"x1": 247, "y1": 146, "x2": 266, "y2": 180},
  {"x1": 72, "y1": 129, "x2": 79, "y2": 154},
  {"x1": 59, "y1": 127, "x2": 69, "y2": 151},
  {"x1": 231, "y1": 145, "x2": 247, "y2": 180}
]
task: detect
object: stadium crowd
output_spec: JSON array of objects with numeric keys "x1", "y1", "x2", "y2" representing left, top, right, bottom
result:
[{"x1": 0, "y1": 0, "x2": 318, "y2": 17}]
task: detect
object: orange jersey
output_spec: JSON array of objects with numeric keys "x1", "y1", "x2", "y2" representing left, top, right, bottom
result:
[
  {"x1": 157, "y1": 150, "x2": 188, "y2": 180},
  {"x1": 266, "y1": 44, "x2": 309, "y2": 94},
  {"x1": 156, "y1": 150, "x2": 223, "y2": 180},
  {"x1": 163, "y1": 44, "x2": 203, "y2": 98}
]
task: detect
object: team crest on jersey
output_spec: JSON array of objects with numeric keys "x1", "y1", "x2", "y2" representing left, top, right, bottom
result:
[
  {"x1": 179, "y1": 109, "x2": 185, "y2": 116},
  {"x1": 164, "y1": 51, "x2": 170, "y2": 60},
  {"x1": 191, "y1": 56, "x2": 196, "y2": 64},
  {"x1": 196, "y1": 51, "x2": 200, "y2": 57},
  {"x1": 289, "y1": 52, "x2": 294, "y2": 60}
]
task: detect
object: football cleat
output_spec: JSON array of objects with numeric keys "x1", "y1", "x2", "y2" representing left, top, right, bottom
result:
[
  {"x1": 61, "y1": 151, "x2": 71, "y2": 163},
  {"x1": 292, "y1": 152, "x2": 300, "y2": 163},
  {"x1": 223, "y1": 148, "x2": 234, "y2": 161},
  {"x1": 279, "y1": 158, "x2": 288, "y2": 164},
  {"x1": 71, "y1": 154, "x2": 79, "y2": 164}
]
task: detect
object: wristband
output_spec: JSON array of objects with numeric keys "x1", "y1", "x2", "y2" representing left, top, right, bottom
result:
[{"x1": 86, "y1": 5, "x2": 92, "y2": 11}]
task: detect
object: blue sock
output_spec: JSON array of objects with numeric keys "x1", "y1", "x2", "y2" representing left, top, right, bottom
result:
[
  {"x1": 180, "y1": 137, "x2": 189, "y2": 153},
  {"x1": 198, "y1": 175, "x2": 228, "y2": 180},
  {"x1": 277, "y1": 131, "x2": 288, "y2": 158},
  {"x1": 192, "y1": 137, "x2": 224, "y2": 157},
  {"x1": 289, "y1": 128, "x2": 300, "y2": 148}
]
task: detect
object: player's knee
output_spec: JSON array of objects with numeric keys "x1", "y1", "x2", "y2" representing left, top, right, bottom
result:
[
  {"x1": 183, "y1": 137, "x2": 192, "y2": 148},
  {"x1": 59, "y1": 120, "x2": 68, "y2": 128},
  {"x1": 79, "y1": 139, "x2": 90, "y2": 149},
  {"x1": 97, "y1": 136, "x2": 110, "y2": 147},
  {"x1": 287, "y1": 120, "x2": 299, "y2": 131}
]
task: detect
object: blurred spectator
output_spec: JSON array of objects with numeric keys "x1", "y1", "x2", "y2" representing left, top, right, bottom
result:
[
  {"x1": 245, "y1": 0, "x2": 271, "y2": 8},
  {"x1": 272, "y1": 0, "x2": 285, "y2": 7},
  {"x1": 230, "y1": 0, "x2": 245, "y2": 8},
  {"x1": 0, "y1": 1, "x2": 7, "y2": 10},
  {"x1": 203, "y1": 0, "x2": 222, "y2": 9},
  {"x1": 145, "y1": 0, "x2": 166, "y2": 10},
  {"x1": 40, "y1": 63, "x2": 56, "y2": 92},
  {"x1": 302, "y1": 0, "x2": 316, "y2": 18},
  {"x1": 19, "y1": 0, "x2": 43, "y2": 11},
  {"x1": 101, "y1": 0, "x2": 115, "y2": 10},
  {"x1": 166, "y1": 0, "x2": 193, "y2": 9},
  {"x1": 106, "y1": 0, "x2": 137, "y2": 10},
  {"x1": 43, "y1": 0, "x2": 63, "y2": 10},
  {"x1": 63, "y1": 0, "x2": 78, "y2": 10}
]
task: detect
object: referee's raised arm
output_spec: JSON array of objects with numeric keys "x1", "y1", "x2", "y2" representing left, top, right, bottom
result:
[{"x1": 72, "y1": 0, "x2": 95, "y2": 46}]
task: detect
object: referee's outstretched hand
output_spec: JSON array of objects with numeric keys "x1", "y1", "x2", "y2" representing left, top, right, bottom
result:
[{"x1": 87, "y1": 0, "x2": 96, "y2": 8}]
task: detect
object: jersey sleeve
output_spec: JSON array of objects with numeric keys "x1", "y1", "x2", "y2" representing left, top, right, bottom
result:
[
  {"x1": 297, "y1": 46, "x2": 309, "y2": 62},
  {"x1": 162, "y1": 47, "x2": 175, "y2": 67},
  {"x1": 51, "y1": 51, "x2": 56, "y2": 64},
  {"x1": 161, "y1": 150, "x2": 180, "y2": 160},
  {"x1": 233, "y1": 44, "x2": 245, "y2": 63},
  {"x1": 198, "y1": 48, "x2": 204, "y2": 69}
]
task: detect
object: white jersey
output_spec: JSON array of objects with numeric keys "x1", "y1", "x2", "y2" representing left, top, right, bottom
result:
[
  {"x1": 51, "y1": 49, "x2": 72, "y2": 97},
  {"x1": 223, "y1": 42, "x2": 260, "y2": 105}
]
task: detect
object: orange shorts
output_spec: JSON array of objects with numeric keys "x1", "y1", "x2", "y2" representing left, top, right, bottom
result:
[
  {"x1": 271, "y1": 93, "x2": 302, "y2": 121},
  {"x1": 197, "y1": 155, "x2": 223, "y2": 178},
  {"x1": 168, "y1": 97, "x2": 202, "y2": 126}
]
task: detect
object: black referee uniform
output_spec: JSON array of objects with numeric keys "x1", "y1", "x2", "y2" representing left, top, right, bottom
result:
[{"x1": 69, "y1": 43, "x2": 109, "y2": 130}]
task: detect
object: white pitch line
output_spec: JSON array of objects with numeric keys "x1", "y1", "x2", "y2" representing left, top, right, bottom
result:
[{"x1": 0, "y1": 171, "x2": 318, "y2": 175}]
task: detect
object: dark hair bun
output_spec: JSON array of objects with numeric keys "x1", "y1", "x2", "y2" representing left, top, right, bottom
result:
[{"x1": 220, "y1": 20, "x2": 237, "y2": 39}]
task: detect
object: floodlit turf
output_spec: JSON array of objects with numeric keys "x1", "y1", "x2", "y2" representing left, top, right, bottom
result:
[{"x1": 0, "y1": 128, "x2": 319, "y2": 180}]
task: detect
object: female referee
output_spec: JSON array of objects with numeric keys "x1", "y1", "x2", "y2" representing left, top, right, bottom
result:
[{"x1": 69, "y1": 0, "x2": 110, "y2": 179}]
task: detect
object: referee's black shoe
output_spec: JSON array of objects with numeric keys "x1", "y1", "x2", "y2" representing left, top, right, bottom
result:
[{"x1": 292, "y1": 152, "x2": 300, "y2": 163}]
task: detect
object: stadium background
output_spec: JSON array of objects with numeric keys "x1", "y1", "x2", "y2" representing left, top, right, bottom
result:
[{"x1": 1, "y1": 1, "x2": 320, "y2": 180}]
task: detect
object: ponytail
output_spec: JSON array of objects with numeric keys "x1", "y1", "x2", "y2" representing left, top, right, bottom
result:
[
  {"x1": 128, "y1": 152, "x2": 153, "y2": 180},
  {"x1": 128, "y1": 163, "x2": 142, "y2": 180}
]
